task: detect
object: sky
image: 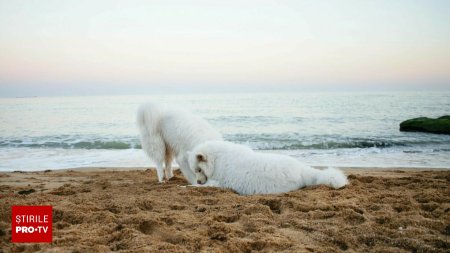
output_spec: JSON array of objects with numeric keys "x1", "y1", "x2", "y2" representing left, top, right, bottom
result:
[{"x1": 0, "y1": 0, "x2": 449, "y2": 96}]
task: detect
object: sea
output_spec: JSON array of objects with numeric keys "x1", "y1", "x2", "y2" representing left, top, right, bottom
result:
[{"x1": 1, "y1": 92, "x2": 449, "y2": 171}]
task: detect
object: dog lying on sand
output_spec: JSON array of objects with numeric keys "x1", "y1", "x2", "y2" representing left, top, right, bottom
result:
[
  {"x1": 188, "y1": 141, "x2": 348, "y2": 195},
  {"x1": 137, "y1": 103, "x2": 222, "y2": 183}
]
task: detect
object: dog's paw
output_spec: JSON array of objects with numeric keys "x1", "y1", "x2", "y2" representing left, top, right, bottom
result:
[
  {"x1": 178, "y1": 184, "x2": 200, "y2": 188},
  {"x1": 185, "y1": 184, "x2": 202, "y2": 187}
]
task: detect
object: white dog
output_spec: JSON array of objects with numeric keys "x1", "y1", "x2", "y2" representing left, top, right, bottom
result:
[
  {"x1": 137, "y1": 103, "x2": 222, "y2": 184},
  {"x1": 188, "y1": 141, "x2": 348, "y2": 195}
]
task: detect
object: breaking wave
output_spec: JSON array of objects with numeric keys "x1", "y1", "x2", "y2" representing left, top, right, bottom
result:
[{"x1": 0, "y1": 133, "x2": 445, "y2": 151}]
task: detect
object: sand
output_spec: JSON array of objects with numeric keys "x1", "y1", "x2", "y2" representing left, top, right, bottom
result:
[{"x1": 0, "y1": 167, "x2": 449, "y2": 252}]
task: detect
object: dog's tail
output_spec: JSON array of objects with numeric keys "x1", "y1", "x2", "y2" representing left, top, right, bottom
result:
[
  {"x1": 302, "y1": 167, "x2": 348, "y2": 189},
  {"x1": 137, "y1": 103, "x2": 162, "y2": 154},
  {"x1": 314, "y1": 167, "x2": 348, "y2": 189}
]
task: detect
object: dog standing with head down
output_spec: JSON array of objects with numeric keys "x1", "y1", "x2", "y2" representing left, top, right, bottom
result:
[
  {"x1": 137, "y1": 103, "x2": 222, "y2": 184},
  {"x1": 188, "y1": 140, "x2": 348, "y2": 195}
]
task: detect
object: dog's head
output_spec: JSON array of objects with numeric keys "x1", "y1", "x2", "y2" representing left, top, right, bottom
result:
[{"x1": 188, "y1": 151, "x2": 213, "y2": 185}]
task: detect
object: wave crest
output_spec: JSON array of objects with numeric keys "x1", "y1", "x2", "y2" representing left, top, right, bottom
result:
[{"x1": 1, "y1": 133, "x2": 443, "y2": 151}]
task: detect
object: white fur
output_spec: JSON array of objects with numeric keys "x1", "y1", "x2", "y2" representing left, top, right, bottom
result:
[
  {"x1": 137, "y1": 103, "x2": 222, "y2": 183},
  {"x1": 188, "y1": 141, "x2": 348, "y2": 195}
]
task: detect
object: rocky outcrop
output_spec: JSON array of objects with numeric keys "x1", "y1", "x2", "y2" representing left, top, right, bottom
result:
[{"x1": 400, "y1": 116, "x2": 450, "y2": 135}]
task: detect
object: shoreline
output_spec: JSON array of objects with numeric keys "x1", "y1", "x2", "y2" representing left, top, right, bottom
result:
[
  {"x1": 0, "y1": 167, "x2": 449, "y2": 252},
  {"x1": 2, "y1": 145, "x2": 450, "y2": 172}
]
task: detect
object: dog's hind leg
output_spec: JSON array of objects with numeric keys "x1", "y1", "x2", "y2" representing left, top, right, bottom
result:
[
  {"x1": 155, "y1": 162, "x2": 165, "y2": 183},
  {"x1": 164, "y1": 145, "x2": 174, "y2": 180},
  {"x1": 141, "y1": 134, "x2": 167, "y2": 183}
]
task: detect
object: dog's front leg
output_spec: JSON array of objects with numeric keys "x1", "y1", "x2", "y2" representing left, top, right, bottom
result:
[{"x1": 202, "y1": 179, "x2": 221, "y2": 187}]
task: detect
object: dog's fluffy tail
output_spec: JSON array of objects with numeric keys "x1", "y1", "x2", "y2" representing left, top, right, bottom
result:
[
  {"x1": 137, "y1": 103, "x2": 162, "y2": 155},
  {"x1": 315, "y1": 167, "x2": 348, "y2": 189}
]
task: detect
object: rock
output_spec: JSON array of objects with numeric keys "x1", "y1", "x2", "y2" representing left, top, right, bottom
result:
[
  {"x1": 18, "y1": 189, "x2": 36, "y2": 195},
  {"x1": 400, "y1": 116, "x2": 450, "y2": 135}
]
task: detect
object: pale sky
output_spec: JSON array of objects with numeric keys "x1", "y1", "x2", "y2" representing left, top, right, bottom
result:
[{"x1": 0, "y1": 0, "x2": 449, "y2": 96}]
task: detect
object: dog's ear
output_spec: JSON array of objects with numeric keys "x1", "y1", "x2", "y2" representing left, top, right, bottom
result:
[{"x1": 196, "y1": 153, "x2": 206, "y2": 162}]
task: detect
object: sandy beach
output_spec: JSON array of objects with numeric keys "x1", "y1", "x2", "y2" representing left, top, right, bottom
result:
[{"x1": 0, "y1": 167, "x2": 448, "y2": 252}]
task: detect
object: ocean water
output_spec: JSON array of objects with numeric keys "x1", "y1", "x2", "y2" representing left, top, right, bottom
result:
[{"x1": 0, "y1": 92, "x2": 449, "y2": 171}]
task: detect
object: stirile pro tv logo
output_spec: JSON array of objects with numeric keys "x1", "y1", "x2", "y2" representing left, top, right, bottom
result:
[{"x1": 11, "y1": 206, "x2": 52, "y2": 243}]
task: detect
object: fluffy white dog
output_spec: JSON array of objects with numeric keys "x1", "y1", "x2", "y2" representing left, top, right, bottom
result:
[
  {"x1": 188, "y1": 141, "x2": 348, "y2": 195},
  {"x1": 137, "y1": 103, "x2": 222, "y2": 184}
]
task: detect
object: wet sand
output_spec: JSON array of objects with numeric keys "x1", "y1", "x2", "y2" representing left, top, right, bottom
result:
[{"x1": 0, "y1": 167, "x2": 449, "y2": 252}]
